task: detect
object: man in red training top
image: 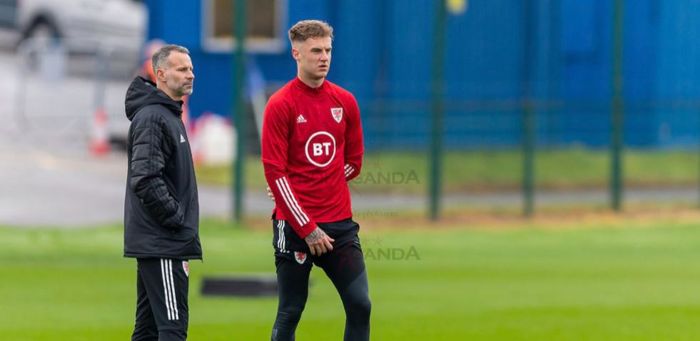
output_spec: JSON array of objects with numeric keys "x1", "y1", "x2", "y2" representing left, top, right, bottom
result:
[{"x1": 261, "y1": 19, "x2": 371, "y2": 341}]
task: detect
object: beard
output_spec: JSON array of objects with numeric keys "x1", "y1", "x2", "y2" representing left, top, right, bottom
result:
[{"x1": 176, "y1": 84, "x2": 194, "y2": 97}]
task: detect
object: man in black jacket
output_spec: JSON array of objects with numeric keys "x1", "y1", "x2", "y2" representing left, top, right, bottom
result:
[{"x1": 124, "y1": 44, "x2": 200, "y2": 341}]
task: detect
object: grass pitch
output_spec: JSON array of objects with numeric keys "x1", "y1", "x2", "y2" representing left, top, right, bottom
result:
[
  {"x1": 197, "y1": 148, "x2": 700, "y2": 193},
  {"x1": 3, "y1": 217, "x2": 700, "y2": 340}
]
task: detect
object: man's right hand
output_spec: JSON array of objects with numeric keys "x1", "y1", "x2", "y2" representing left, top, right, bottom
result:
[
  {"x1": 304, "y1": 227, "x2": 335, "y2": 256},
  {"x1": 266, "y1": 186, "x2": 275, "y2": 202}
]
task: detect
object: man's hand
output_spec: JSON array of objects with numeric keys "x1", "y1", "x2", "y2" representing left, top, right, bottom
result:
[
  {"x1": 304, "y1": 227, "x2": 335, "y2": 256},
  {"x1": 266, "y1": 186, "x2": 275, "y2": 202}
]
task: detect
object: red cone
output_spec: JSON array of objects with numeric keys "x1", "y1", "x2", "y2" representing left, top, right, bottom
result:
[{"x1": 89, "y1": 107, "x2": 110, "y2": 156}]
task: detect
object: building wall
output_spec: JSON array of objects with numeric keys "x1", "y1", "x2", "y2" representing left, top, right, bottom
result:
[
  {"x1": 144, "y1": 0, "x2": 700, "y2": 149},
  {"x1": 654, "y1": 0, "x2": 700, "y2": 146}
]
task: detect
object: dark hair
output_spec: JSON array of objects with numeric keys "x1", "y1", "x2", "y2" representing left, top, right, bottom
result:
[
  {"x1": 288, "y1": 20, "x2": 334, "y2": 43},
  {"x1": 151, "y1": 44, "x2": 189, "y2": 75}
]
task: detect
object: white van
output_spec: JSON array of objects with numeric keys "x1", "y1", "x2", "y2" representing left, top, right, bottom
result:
[
  {"x1": 0, "y1": 0, "x2": 147, "y2": 145},
  {"x1": 0, "y1": 0, "x2": 146, "y2": 54}
]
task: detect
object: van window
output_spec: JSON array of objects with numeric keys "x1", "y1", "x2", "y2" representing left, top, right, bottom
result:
[
  {"x1": 0, "y1": 0, "x2": 18, "y2": 29},
  {"x1": 203, "y1": 0, "x2": 286, "y2": 53}
]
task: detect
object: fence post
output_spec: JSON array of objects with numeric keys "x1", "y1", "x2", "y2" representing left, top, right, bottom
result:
[
  {"x1": 14, "y1": 42, "x2": 30, "y2": 131},
  {"x1": 232, "y1": 0, "x2": 247, "y2": 223},
  {"x1": 89, "y1": 45, "x2": 111, "y2": 156},
  {"x1": 610, "y1": 0, "x2": 625, "y2": 211},
  {"x1": 429, "y1": 0, "x2": 447, "y2": 221},
  {"x1": 521, "y1": 0, "x2": 535, "y2": 217}
]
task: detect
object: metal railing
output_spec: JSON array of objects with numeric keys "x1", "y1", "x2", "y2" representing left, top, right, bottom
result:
[{"x1": 8, "y1": 38, "x2": 140, "y2": 149}]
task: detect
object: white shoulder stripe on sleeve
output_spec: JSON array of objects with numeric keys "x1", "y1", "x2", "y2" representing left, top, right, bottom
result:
[
  {"x1": 280, "y1": 177, "x2": 309, "y2": 224},
  {"x1": 275, "y1": 178, "x2": 305, "y2": 226},
  {"x1": 275, "y1": 177, "x2": 309, "y2": 226},
  {"x1": 345, "y1": 164, "x2": 354, "y2": 177}
]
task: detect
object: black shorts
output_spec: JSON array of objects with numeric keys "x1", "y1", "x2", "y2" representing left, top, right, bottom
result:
[{"x1": 272, "y1": 217, "x2": 361, "y2": 263}]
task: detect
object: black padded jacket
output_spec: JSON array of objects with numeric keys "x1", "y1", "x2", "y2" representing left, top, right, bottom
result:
[{"x1": 123, "y1": 76, "x2": 201, "y2": 260}]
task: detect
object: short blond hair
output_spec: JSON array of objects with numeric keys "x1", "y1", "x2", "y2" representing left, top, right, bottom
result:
[{"x1": 288, "y1": 20, "x2": 334, "y2": 43}]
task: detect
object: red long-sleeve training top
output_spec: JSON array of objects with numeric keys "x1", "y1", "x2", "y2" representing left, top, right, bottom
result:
[{"x1": 261, "y1": 77, "x2": 364, "y2": 239}]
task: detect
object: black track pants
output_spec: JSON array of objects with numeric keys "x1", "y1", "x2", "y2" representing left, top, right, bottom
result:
[{"x1": 131, "y1": 258, "x2": 190, "y2": 341}]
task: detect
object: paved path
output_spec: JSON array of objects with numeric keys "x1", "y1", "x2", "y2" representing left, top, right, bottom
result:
[
  {"x1": 1, "y1": 143, "x2": 697, "y2": 227},
  {"x1": 0, "y1": 146, "x2": 233, "y2": 227}
]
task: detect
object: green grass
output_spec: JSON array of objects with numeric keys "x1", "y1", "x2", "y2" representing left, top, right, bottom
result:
[
  {"x1": 197, "y1": 148, "x2": 700, "y2": 194},
  {"x1": 5, "y1": 219, "x2": 700, "y2": 339}
]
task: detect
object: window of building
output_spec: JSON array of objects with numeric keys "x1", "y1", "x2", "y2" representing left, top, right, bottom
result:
[{"x1": 202, "y1": 0, "x2": 286, "y2": 53}]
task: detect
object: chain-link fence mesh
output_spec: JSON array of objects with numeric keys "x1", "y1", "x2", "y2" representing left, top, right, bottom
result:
[{"x1": 234, "y1": 0, "x2": 700, "y2": 218}]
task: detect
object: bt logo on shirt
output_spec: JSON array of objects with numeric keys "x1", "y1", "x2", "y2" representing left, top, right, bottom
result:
[
  {"x1": 313, "y1": 142, "x2": 332, "y2": 156},
  {"x1": 305, "y1": 131, "x2": 336, "y2": 167}
]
